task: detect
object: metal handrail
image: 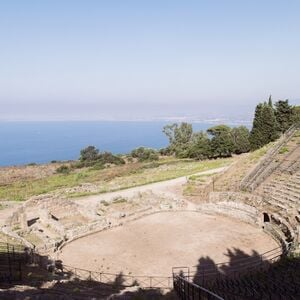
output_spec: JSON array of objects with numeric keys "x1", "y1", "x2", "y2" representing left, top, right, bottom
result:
[
  {"x1": 63, "y1": 264, "x2": 172, "y2": 288},
  {"x1": 173, "y1": 274, "x2": 224, "y2": 300}
]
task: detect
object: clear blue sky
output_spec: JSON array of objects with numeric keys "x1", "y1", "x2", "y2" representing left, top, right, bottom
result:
[{"x1": 0, "y1": 0, "x2": 299, "y2": 121}]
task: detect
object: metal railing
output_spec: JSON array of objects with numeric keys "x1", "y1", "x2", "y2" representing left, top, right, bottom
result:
[
  {"x1": 173, "y1": 274, "x2": 224, "y2": 300},
  {"x1": 0, "y1": 242, "x2": 29, "y2": 282},
  {"x1": 62, "y1": 264, "x2": 172, "y2": 289},
  {"x1": 172, "y1": 243, "x2": 294, "y2": 299}
]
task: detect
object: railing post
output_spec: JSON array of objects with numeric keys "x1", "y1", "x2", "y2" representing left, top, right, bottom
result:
[
  {"x1": 18, "y1": 260, "x2": 22, "y2": 281},
  {"x1": 192, "y1": 283, "x2": 194, "y2": 300},
  {"x1": 12, "y1": 246, "x2": 15, "y2": 261}
]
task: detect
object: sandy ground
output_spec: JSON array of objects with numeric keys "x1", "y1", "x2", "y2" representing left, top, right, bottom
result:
[
  {"x1": 59, "y1": 211, "x2": 278, "y2": 277},
  {"x1": 0, "y1": 201, "x2": 21, "y2": 226},
  {"x1": 74, "y1": 166, "x2": 228, "y2": 210}
]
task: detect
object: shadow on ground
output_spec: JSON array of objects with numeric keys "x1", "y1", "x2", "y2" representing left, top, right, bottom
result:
[{"x1": 0, "y1": 246, "x2": 299, "y2": 299}]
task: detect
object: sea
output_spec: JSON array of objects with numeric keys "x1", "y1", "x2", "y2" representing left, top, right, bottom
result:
[{"x1": 0, "y1": 121, "x2": 216, "y2": 167}]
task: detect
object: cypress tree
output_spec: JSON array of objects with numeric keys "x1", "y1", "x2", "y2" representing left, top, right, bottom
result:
[
  {"x1": 261, "y1": 102, "x2": 279, "y2": 143},
  {"x1": 250, "y1": 103, "x2": 265, "y2": 150},
  {"x1": 274, "y1": 100, "x2": 294, "y2": 133},
  {"x1": 268, "y1": 95, "x2": 273, "y2": 107},
  {"x1": 250, "y1": 99, "x2": 280, "y2": 150}
]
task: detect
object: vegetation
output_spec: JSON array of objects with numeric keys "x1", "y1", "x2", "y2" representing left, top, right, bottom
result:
[
  {"x1": 130, "y1": 147, "x2": 159, "y2": 162},
  {"x1": 0, "y1": 157, "x2": 233, "y2": 201},
  {"x1": 292, "y1": 106, "x2": 300, "y2": 124},
  {"x1": 79, "y1": 145, "x2": 125, "y2": 167},
  {"x1": 208, "y1": 125, "x2": 234, "y2": 158},
  {"x1": 275, "y1": 100, "x2": 295, "y2": 133},
  {"x1": 250, "y1": 100, "x2": 279, "y2": 150},
  {"x1": 250, "y1": 97, "x2": 298, "y2": 150},
  {"x1": 1, "y1": 97, "x2": 298, "y2": 202},
  {"x1": 56, "y1": 165, "x2": 70, "y2": 174},
  {"x1": 231, "y1": 126, "x2": 251, "y2": 154},
  {"x1": 162, "y1": 97, "x2": 298, "y2": 157},
  {"x1": 162, "y1": 123, "x2": 250, "y2": 159},
  {"x1": 163, "y1": 123, "x2": 193, "y2": 157}
]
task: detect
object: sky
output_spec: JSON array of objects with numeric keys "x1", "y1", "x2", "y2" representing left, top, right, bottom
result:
[{"x1": 0, "y1": 0, "x2": 299, "y2": 122}]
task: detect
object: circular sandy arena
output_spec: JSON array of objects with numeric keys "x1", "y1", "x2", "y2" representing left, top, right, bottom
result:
[{"x1": 60, "y1": 211, "x2": 278, "y2": 276}]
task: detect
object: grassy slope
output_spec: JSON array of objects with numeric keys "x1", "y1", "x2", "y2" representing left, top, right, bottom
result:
[
  {"x1": 0, "y1": 157, "x2": 233, "y2": 201},
  {"x1": 182, "y1": 143, "x2": 275, "y2": 196}
]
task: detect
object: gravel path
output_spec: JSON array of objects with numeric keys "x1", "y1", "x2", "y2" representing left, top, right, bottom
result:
[{"x1": 73, "y1": 166, "x2": 228, "y2": 209}]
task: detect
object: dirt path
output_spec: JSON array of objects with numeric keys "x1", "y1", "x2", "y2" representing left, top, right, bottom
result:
[{"x1": 73, "y1": 166, "x2": 228, "y2": 209}]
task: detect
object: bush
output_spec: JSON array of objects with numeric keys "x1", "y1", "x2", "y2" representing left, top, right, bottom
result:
[
  {"x1": 98, "y1": 152, "x2": 125, "y2": 165},
  {"x1": 79, "y1": 146, "x2": 125, "y2": 167},
  {"x1": 279, "y1": 147, "x2": 289, "y2": 154},
  {"x1": 80, "y1": 146, "x2": 99, "y2": 162},
  {"x1": 90, "y1": 162, "x2": 105, "y2": 170},
  {"x1": 131, "y1": 147, "x2": 159, "y2": 162},
  {"x1": 56, "y1": 165, "x2": 70, "y2": 174}
]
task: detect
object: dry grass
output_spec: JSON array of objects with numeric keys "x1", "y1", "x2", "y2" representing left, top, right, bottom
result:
[{"x1": 0, "y1": 157, "x2": 233, "y2": 201}]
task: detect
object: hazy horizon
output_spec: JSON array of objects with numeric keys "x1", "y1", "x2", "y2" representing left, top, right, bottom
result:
[{"x1": 1, "y1": 1, "x2": 299, "y2": 121}]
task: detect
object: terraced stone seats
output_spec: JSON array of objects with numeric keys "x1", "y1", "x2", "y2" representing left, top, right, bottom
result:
[
  {"x1": 260, "y1": 170, "x2": 300, "y2": 227},
  {"x1": 241, "y1": 125, "x2": 300, "y2": 192}
]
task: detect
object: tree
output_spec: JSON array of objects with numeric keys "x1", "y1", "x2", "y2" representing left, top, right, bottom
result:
[
  {"x1": 261, "y1": 102, "x2": 279, "y2": 143},
  {"x1": 250, "y1": 103, "x2": 264, "y2": 150},
  {"x1": 187, "y1": 131, "x2": 211, "y2": 160},
  {"x1": 268, "y1": 95, "x2": 273, "y2": 107},
  {"x1": 207, "y1": 125, "x2": 234, "y2": 158},
  {"x1": 231, "y1": 126, "x2": 251, "y2": 154},
  {"x1": 292, "y1": 106, "x2": 300, "y2": 124},
  {"x1": 162, "y1": 123, "x2": 178, "y2": 146},
  {"x1": 174, "y1": 122, "x2": 193, "y2": 145},
  {"x1": 250, "y1": 101, "x2": 278, "y2": 150},
  {"x1": 274, "y1": 100, "x2": 294, "y2": 133},
  {"x1": 80, "y1": 145, "x2": 99, "y2": 162},
  {"x1": 162, "y1": 122, "x2": 193, "y2": 157}
]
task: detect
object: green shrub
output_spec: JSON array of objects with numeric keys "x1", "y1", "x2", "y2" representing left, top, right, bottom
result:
[
  {"x1": 79, "y1": 146, "x2": 125, "y2": 167},
  {"x1": 56, "y1": 165, "x2": 70, "y2": 174},
  {"x1": 90, "y1": 162, "x2": 105, "y2": 170},
  {"x1": 279, "y1": 147, "x2": 289, "y2": 154},
  {"x1": 131, "y1": 147, "x2": 159, "y2": 162},
  {"x1": 98, "y1": 152, "x2": 125, "y2": 165}
]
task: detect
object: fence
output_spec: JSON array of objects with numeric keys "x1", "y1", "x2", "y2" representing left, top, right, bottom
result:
[
  {"x1": 192, "y1": 245, "x2": 285, "y2": 284},
  {"x1": 0, "y1": 242, "x2": 29, "y2": 282},
  {"x1": 173, "y1": 274, "x2": 224, "y2": 300},
  {"x1": 62, "y1": 264, "x2": 172, "y2": 289},
  {"x1": 172, "y1": 244, "x2": 291, "y2": 299}
]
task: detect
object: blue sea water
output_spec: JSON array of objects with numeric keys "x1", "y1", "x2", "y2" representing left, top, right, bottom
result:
[{"x1": 0, "y1": 121, "x2": 213, "y2": 166}]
